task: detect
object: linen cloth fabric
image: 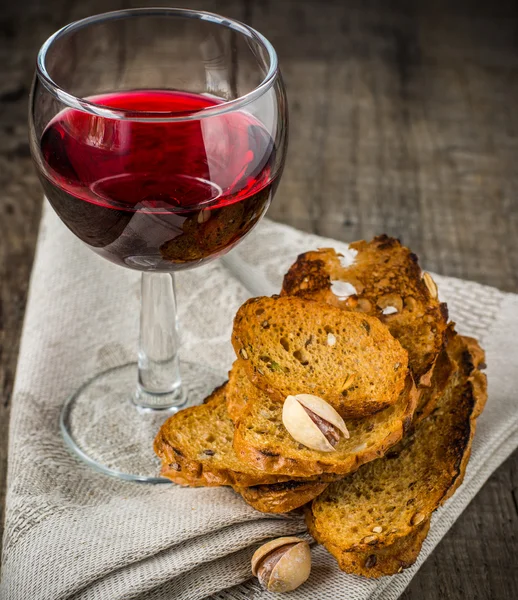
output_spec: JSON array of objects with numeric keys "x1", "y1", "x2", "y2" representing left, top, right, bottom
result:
[{"x1": 1, "y1": 202, "x2": 517, "y2": 600}]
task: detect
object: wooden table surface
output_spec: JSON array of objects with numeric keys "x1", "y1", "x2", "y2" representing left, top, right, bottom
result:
[{"x1": 1, "y1": 0, "x2": 517, "y2": 598}]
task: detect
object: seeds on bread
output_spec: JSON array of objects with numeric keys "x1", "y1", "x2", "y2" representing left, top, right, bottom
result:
[{"x1": 232, "y1": 295, "x2": 408, "y2": 418}]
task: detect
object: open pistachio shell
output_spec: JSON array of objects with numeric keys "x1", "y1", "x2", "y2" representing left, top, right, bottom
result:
[
  {"x1": 268, "y1": 540, "x2": 311, "y2": 592},
  {"x1": 251, "y1": 537, "x2": 311, "y2": 593},
  {"x1": 282, "y1": 394, "x2": 349, "y2": 452},
  {"x1": 251, "y1": 536, "x2": 304, "y2": 575}
]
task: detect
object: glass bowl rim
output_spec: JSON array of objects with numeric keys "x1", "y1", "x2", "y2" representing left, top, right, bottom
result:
[{"x1": 36, "y1": 7, "x2": 280, "y2": 122}]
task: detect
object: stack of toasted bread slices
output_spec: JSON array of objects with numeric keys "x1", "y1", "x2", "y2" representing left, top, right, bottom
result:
[
  {"x1": 154, "y1": 236, "x2": 487, "y2": 578},
  {"x1": 305, "y1": 331, "x2": 487, "y2": 577}
]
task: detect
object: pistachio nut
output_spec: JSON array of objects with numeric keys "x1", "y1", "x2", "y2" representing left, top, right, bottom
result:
[
  {"x1": 251, "y1": 536, "x2": 311, "y2": 593},
  {"x1": 282, "y1": 394, "x2": 350, "y2": 452}
]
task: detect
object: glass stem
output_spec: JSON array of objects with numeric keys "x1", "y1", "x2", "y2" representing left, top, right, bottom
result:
[{"x1": 135, "y1": 272, "x2": 184, "y2": 410}]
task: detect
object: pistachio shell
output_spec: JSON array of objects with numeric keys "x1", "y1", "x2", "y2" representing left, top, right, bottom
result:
[
  {"x1": 282, "y1": 395, "x2": 336, "y2": 451},
  {"x1": 251, "y1": 537, "x2": 305, "y2": 576},
  {"x1": 268, "y1": 541, "x2": 311, "y2": 592}
]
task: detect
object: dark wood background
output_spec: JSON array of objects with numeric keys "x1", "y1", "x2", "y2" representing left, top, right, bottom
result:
[{"x1": 1, "y1": 1, "x2": 517, "y2": 598}]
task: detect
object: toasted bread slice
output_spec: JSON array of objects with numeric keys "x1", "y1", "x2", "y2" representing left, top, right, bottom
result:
[
  {"x1": 234, "y1": 480, "x2": 331, "y2": 514},
  {"x1": 305, "y1": 335, "x2": 487, "y2": 577},
  {"x1": 281, "y1": 238, "x2": 449, "y2": 386},
  {"x1": 232, "y1": 296, "x2": 408, "y2": 418},
  {"x1": 233, "y1": 376, "x2": 418, "y2": 478},
  {"x1": 154, "y1": 384, "x2": 295, "y2": 487}
]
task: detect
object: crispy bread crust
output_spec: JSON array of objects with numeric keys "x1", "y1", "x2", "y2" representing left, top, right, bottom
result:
[
  {"x1": 317, "y1": 518, "x2": 432, "y2": 578},
  {"x1": 415, "y1": 326, "x2": 487, "y2": 424},
  {"x1": 226, "y1": 360, "x2": 263, "y2": 423}
]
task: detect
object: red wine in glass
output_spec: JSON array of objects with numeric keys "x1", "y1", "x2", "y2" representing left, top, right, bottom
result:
[{"x1": 39, "y1": 90, "x2": 278, "y2": 270}]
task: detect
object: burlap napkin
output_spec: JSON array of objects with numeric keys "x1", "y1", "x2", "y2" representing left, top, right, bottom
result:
[{"x1": 1, "y1": 202, "x2": 517, "y2": 600}]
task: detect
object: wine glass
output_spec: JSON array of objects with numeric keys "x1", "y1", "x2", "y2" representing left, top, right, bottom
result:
[{"x1": 29, "y1": 8, "x2": 288, "y2": 482}]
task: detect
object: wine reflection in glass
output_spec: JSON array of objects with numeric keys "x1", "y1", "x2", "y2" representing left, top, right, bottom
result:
[{"x1": 29, "y1": 8, "x2": 288, "y2": 482}]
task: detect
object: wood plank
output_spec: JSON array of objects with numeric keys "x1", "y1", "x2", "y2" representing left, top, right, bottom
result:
[
  {"x1": 0, "y1": 1, "x2": 517, "y2": 598},
  {"x1": 259, "y1": 0, "x2": 518, "y2": 291},
  {"x1": 402, "y1": 452, "x2": 518, "y2": 600}
]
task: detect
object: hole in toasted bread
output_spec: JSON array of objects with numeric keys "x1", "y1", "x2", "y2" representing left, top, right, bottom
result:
[{"x1": 293, "y1": 349, "x2": 310, "y2": 366}]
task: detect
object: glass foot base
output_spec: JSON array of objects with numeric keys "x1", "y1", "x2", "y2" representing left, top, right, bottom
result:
[{"x1": 60, "y1": 361, "x2": 226, "y2": 483}]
